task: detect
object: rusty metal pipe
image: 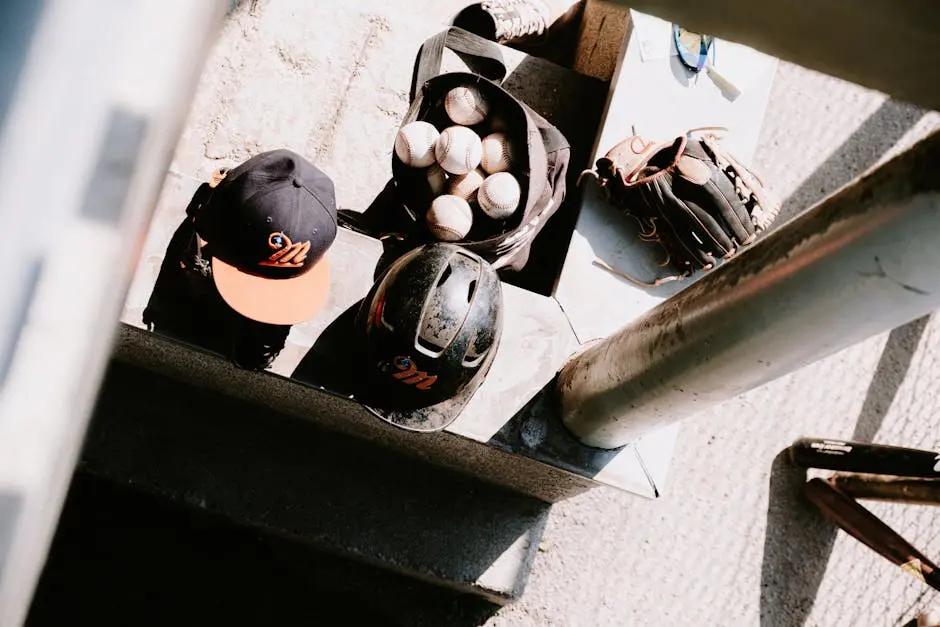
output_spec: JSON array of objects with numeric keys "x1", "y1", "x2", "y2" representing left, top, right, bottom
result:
[{"x1": 557, "y1": 132, "x2": 940, "y2": 449}]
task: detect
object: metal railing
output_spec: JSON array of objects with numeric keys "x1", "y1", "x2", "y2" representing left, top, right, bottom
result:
[{"x1": 0, "y1": 2, "x2": 227, "y2": 624}]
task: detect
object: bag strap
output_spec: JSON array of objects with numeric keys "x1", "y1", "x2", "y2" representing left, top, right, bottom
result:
[
  {"x1": 184, "y1": 182, "x2": 213, "y2": 219},
  {"x1": 337, "y1": 180, "x2": 421, "y2": 238},
  {"x1": 410, "y1": 27, "x2": 508, "y2": 101},
  {"x1": 539, "y1": 123, "x2": 570, "y2": 154},
  {"x1": 519, "y1": 101, "x2": 569, "y2": 154}
]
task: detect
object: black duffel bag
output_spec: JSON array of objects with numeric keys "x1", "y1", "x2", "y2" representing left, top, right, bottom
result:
[{"x1": 340, "y1": 27, "x2": 570, "y2": 273}]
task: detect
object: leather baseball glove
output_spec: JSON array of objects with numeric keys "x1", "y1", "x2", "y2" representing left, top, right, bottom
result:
[{"x1": 582, "y1": 128, "x2": 780, "y2": 286}]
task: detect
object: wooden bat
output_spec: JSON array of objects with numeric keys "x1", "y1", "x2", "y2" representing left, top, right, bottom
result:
[
  {"x1": 789, "y1": 438, "x2": 940, "y2": 478},
  {"x1": 804, "y1": 478, "x2": 940, "y2": 590},
  {"x1": 831, "y1": 473, "x2": 940, "y2": 506}
]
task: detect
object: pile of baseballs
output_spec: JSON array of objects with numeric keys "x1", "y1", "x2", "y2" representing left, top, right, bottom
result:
[{"x1": 393, "y1": 84, "x2": 522, "y2": 242}]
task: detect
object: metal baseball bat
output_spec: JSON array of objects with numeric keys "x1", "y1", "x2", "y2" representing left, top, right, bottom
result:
[
  {"x1": 831, "y1": 473, "x2": 940, "y2": 506},
  {"x1": 789, "y1": 438, "x2": 940, "y2": 478},
  {"x1": 804, "y1": 478, "x2": 940, "y2": 591}
]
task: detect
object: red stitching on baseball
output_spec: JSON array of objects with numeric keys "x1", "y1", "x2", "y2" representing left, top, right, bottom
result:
[
  {"x1": 464, "y1": 143, "x2": 473, "y2": 173},
  {"x1": 435, "y1": 224, "x2": 464, "y2": 239},
  {"x1": 401, "y1": 131, "x2": 414, "y2": 163}
]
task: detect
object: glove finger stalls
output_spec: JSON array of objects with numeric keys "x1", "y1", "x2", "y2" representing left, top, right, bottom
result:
[
  {"x1": 657, "y1": 174, "x2": 736, "y2": 254},
  {"x1": 708, "y1": 171, "x2": 756, "y2": 243},
  {"x1": 702, "y1": 135, "x2": 781, "y2": 232},
  {"x1": 650, "y1": 176, "x2": 732, "y2": 266},
  {"x1": 633, "y1": 179, "x2": 705, "y2": 269},
  {"x1": 682, "y1": 142, "x2": 756, "y2": 243}
]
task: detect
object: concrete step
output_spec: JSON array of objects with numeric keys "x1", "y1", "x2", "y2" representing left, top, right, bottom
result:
[
  {"x1": 77, "y1": 358, "x2": 550, "y2": 604},
  {"x1": 29, "y1": 473, "x2": 502, "y2": 626}
]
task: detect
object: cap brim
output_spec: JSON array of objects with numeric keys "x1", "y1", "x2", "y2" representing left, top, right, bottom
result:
[{"x1": 211, "y1": 255, "x2": 329, "y2": 325}]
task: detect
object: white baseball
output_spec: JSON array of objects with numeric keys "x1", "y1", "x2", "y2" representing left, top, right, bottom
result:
[
  {"x1": 395, "y1": 121, "x2": 440, "y2": 168},
  {"x1": 425, "y1": 163, "x2": 449, "y2": 197},
  {"x1": 478, "y1": 172, "x2": 521, "y2": 220},
  {"x1": 448, "y1": 168, "x2": 486, "y2": 203},
  {"x1": 434, "y1": 126, "x2": 483, "y2": 175},
  {"x1": 480, "y1": 132, "x2": 512, "y2": 174},
  {"x1": 426, "y1": 195, "x2": 473, "y2": 242},
  {"x1": 444, "y1": 85, "x2": 489, "y2": 126}
]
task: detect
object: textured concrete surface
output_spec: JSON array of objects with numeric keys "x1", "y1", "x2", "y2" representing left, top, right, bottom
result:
[{"x1": 97, "y1": 1, "x2": 940, "y2": 625}]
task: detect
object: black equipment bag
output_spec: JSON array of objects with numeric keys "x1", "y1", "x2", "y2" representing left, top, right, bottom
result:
[{"x1": 339, "y1": 27, "x2": 570, "y2": 273}]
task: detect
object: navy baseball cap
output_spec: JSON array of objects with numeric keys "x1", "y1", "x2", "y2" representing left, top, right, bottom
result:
[{"x1": 195, "y1": 149, "x2": 337, "y2": 325}]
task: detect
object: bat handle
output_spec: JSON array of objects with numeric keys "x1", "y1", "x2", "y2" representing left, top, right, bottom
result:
[{"x1": 925, "y1": 568, "x2": 940, "y2": 592}]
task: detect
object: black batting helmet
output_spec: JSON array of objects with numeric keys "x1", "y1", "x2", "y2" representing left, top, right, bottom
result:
[{"x1": 356, "y1": 243, "x2": 503, "y2": 429}]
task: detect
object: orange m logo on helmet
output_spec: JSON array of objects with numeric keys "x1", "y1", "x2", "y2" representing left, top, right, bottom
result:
[
  {"x1": 392, "y1": 356, "x2": 437, "y2": 390},
  {"x1": 259, "y1": 232, "x2": 310, "y2": 268}
]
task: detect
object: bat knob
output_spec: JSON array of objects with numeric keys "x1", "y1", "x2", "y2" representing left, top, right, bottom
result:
[{"x1": 919, "y1": 607, "x2": 940, "y2": 627}]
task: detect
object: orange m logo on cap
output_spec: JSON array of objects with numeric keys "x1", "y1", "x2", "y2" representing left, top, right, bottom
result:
[
  {"x1": 259, "y1": 232, "x2": 311, "y2": 268},
  {"x1": 392, "y1": 356, "x2": 437, "y2": 390}
]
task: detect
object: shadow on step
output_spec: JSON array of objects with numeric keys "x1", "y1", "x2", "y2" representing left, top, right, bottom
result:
[
  {"x1": 27, "y1": 473, "x2": 500, "y2": 627},
  {"x1": 48, "y1": 358, "x2": 552, "y2": 622}
]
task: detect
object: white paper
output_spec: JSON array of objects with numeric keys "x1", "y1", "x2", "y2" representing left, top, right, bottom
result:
[
  {"x1": 631, "y1": 10, "x2": 673, "y2": 62},
  {"x1": 629, "y1": 10, "x2": 775, "y2": 98}
]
